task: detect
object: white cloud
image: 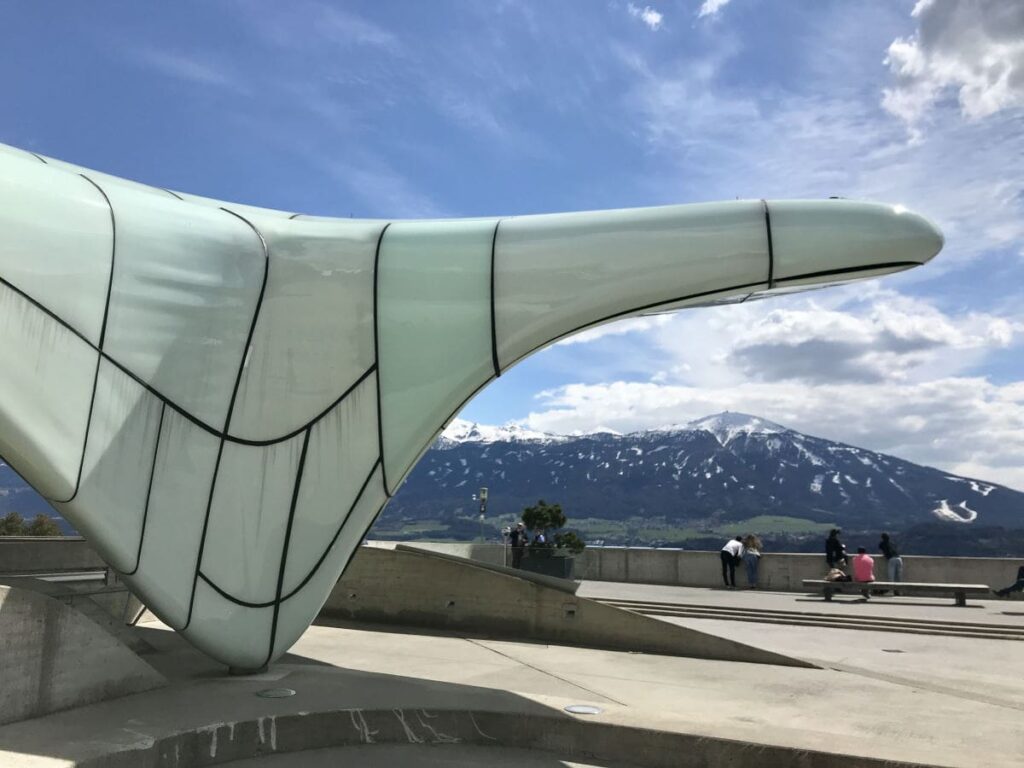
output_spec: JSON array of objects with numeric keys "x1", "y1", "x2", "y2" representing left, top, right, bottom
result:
[
  {"x1": 523, "y1": 376, "x2": 1024, "y2": 491},
  {"x1": 518, "y1": 291, "x2": 1024, "y2": 490},
  {"x1": 133, "y1": 49, "x2": 244, "y2": 93},
  {"x1": 554, "y1": 315, "x2": 673, "y2": 346},
  {"x1": 627, "y1": 3, "x2": 664, "y2": 31},
  {"x1": 697, "y1": 0, "x2": 732, "y2": 20},
  {"x1": 626, "y1": 52, "x2": 1024, "y2": 270},
  {"x1": 883, "y1": 0, "x2": 1024, "y2": 130}
]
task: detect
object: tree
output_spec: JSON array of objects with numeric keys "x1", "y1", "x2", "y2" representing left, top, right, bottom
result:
[
  {"x1": 521, "y1": 499, "x2": 566, "y2": 542},
  {"x1": 27, "y1": 514, "x2": 61, "y2": 537},
  {"x1": 520, "y1": 499, "x2": 585, "y2": 554},
  {"x1": 0, "y1": 511, "x2": 25, "y2": 536}
]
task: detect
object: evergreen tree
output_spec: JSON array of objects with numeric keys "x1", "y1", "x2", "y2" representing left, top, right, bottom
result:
[
  {"x1": 0, "y1": 511, "x2": 26, "y2": 536},
  {"x1": 27, "y1": 514, "x2": 61, "y2": 537}
]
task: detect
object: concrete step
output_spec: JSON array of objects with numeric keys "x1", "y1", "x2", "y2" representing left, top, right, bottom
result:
[{"x1": 601, "y1": 599, "x2": 1024, "y2": 641}]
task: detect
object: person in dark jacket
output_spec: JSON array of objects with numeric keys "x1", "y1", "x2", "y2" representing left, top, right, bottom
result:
[
  {"x1": 879, "y1": 532, "x2": 903, "y2": 583},
  {"x1": 509, "y1": 522, "x2": 527, "y2": 568},
  {"x1": 825, "y1": 529, "x2": 847, "y2": 568}
]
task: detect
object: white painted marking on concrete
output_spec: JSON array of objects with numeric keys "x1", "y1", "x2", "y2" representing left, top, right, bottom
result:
[
  {"x1": 468, "y1": 712, "x2": 498, "y2": 741},
  {"x1": 393, "y1": 709, "x2": 424, "y2": 743},
  {"x1": 416, "y1": 709, "x2": 461, "y2": 743},
  {"x1": 350, "y1": 709, "x2": 377, "y2": 744}
]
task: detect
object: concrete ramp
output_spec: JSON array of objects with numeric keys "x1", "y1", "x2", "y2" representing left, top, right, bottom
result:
[
  {"x1": 327, "y1": 546, "x2": 814, "y2": 668},
  {"x1": 0, "y1": 584, "x2": 165, "y2": 725}
]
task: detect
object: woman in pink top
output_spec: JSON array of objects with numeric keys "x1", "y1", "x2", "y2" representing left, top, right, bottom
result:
[{"x1": 853, "y1": 547, "x2": 875, "y2": 599}]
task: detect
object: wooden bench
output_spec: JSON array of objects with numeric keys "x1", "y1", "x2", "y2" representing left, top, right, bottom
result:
[{"x1": 802, "y1": 579, "x2": 990, "y2": 607}]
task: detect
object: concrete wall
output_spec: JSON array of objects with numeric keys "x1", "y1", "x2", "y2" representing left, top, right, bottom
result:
[
  {"x1": 365, "y1": 541, "x2": 1023, "y2": 597},
  {"x1": 0, "y1": 536, "x2": 107, "y2": 575},
  {"x1": 329, "y1": 546, "x2": 812, "y2": 667},
  {"x1": 0, "y1": 585, "x2": 165, "y2": 725},
  {"x1": 578, "y1": 547, "x2": 1023, "y2": 595}
]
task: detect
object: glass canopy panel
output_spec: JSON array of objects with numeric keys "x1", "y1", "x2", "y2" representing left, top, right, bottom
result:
[
  {"x1": 126, "y1": 408, "x2": 220, "y2": 630},
  {"x1": 768, "y1": 200, "x2": 944, "y2": 281},
  {"x1": 281, "y1": 373, "x2": 379, "y2": 595},
  {"x1": 494, "y1": 202, "x2": 768, "y2": 369},
  {"x1": 229, "y1": 217, "x2": 383, "y2": 441},
  {"x1": 377, "y1": 219, "x2": 497, "y2": 492},
  {"x1": 186, "y1": 580, "x2": 273, "y2": 671},
  {"x1": 272, "y1": 464, "x2": 386, "y2": 660},
  {"x1": 0, "y1": 152, "x2": 113, "y2": 344},
  {"x1": 100, "y1": 185, "x2": 265, "y2": 431},
  {"x1": 0, "y1": 284, "x2": 97, "y2": 500},
  {"x1": 201, "y1": 435, "x2": 304, "y2": 605},
  {"x1": 56, "y1": 360, "x2": 163, "y2": 573}
]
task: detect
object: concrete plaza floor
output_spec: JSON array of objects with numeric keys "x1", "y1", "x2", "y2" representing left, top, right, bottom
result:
[{"x1": 1, "y1": 584, "x2": 1022, "y2": 766}]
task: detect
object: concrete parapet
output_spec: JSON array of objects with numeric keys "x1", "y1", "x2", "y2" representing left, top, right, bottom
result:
[
  {"x1": 577, "y1": 547, "x2": 1021, "y2": 594},
  {"x1": 328, "y1": 546, "x2": 812, "y2": 667},
  {"x1": 0, "y1": 585, "x2": 165, "y2": 725},
  {"x1": 51, "y1": 707, "x2": 941, "y2": 768},
  {"x1": 0, "y1": 536, "x2": 107, "y2": 576}
]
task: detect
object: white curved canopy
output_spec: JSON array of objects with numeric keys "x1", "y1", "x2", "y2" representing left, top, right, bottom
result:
[{"x1": 0, "y1": 142, "x2": 943, "y2": 668}]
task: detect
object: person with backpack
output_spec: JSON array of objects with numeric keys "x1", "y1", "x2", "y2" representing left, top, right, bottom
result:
[{"x1": 720, "y1": 536, "x2": 744, "y2": 588}]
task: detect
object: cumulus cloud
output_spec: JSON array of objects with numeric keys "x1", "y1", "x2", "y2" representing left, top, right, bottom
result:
[
  {"x1": 697, "y1": 0, "x2": 732, "y2": 20},
  {"x1": 627, "y1": 52, "x2": 1024, "y2": 269},
  {"x1": 518, "y1": 291, "x2": 1024, "y2": 489},
  {"x1": 883, "y1": 0, "x2": 1024, "y2": 130},
  {"x1": 728, "y1": 299, "x2": 1018, "y2": 384},
  {"x1": 627, "y1": 3, "x2": 663, "y2": 31},
  {"x1": 554, "y1": 315, "x2": 673, "y2": 346},
  {"x1": 524, "y1": 376, "x2": 1024, "y2": 491}
]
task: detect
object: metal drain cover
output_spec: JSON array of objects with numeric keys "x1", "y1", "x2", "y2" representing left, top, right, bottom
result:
[
  {"x1": 564, "y1": 704, "x2": 603, "y2": 715},
  {"x1": 256, "y1": 687, "x2": 296, "y2": 698}
]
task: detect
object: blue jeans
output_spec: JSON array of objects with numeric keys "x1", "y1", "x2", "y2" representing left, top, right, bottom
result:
[
  {"x1": 887, "y1": 557, "x2": 903, "y2": 582},
  {"x1": 743, "y1": 553, "x2": 760, "y2": 586}
]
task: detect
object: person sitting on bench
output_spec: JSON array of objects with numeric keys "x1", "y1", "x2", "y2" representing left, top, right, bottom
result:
[
  {"x1": 995, "y1": 565, "x2": 1024, "y2": 597},
  {"x1": 852, "y1": 547, "x2": 875, "y2": 599}
]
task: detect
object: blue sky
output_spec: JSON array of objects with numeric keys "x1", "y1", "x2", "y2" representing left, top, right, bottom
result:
[{"x1": 1, "y1": 0, "x2": 1022, "y2": 488}]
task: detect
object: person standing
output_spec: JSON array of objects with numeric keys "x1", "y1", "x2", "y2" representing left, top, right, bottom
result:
[
  {"x1": 741, "y1": 534, "x2": 763, "y2": 589},
  {"x1": 825, "y1": 529, "x2": 847, "y2": 569},
  {"x1": 509, "y1": 522, "x2": 526, "y2": 568},
  {"x1": 879, "y1": 532, "x2": 903, "y2": 584},
  {"x1": 852, "y1": 546, "x2": 875, "y2": 599},
  {"x1": 720, "y1": 536, "x2": 744, "y2": 588}
]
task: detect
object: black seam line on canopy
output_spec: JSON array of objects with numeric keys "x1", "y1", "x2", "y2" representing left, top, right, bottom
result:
[
  {"x1": 28, "y1": 151, "x2": 47, "y2": 164},
  {"x1": 184, "y1": 206, "x2": 270, "y2": 631},
  {"x1": 196, "y1": 457, "x2": 382, "y2": 608},
  {"x1": 372, "y1": 223, "x2": 393, "y2": 497},
  {"x1": 773, "y1": 262, "x2": 921, "y2": 283},
  {"x1": 489, "y1": 219, "x2": 502, "y2": 378},
  {"x1": 497, "y1": 260, "x2": 925, "y2": 374},
  {"x1": 49, "y1": 173, "x2": 117, "y2": 506},
  {"x1": 123, "y1": 403, "x2": 166, "y2": 577},
  {"x1": 0, "y1": 271, "x2": 379, "y2": 449},
  {"x1": 761, "y1": 199, "x2": 775, "y2": 289},
  {"x1": 161, "y1": 188, "x2": 184, "y2": 201},
  {"x1": 263, "y1": 426, "x2": 312, "y2": 668},
  {"x1": 288, "y1": 213, "x2": 303, "y2": 220}
]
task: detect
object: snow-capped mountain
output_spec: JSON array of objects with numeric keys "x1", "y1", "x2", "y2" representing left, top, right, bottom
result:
[
  {"x1": 3, "y1": 413, "x2": 1021, "y2": 541},
  {"x1": 389, "y1": 412, "x2": 1023, "y2": 531}
]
